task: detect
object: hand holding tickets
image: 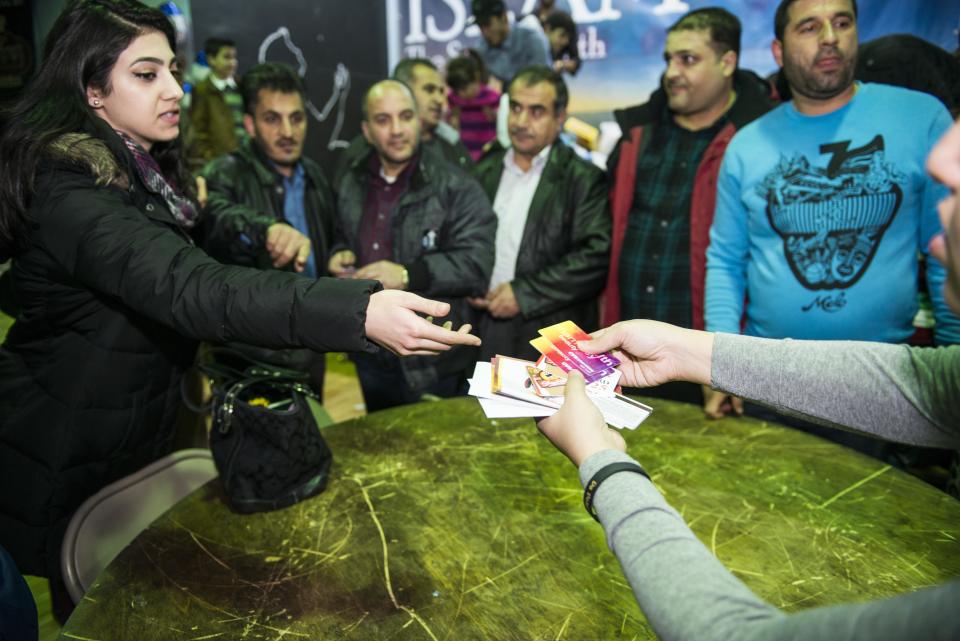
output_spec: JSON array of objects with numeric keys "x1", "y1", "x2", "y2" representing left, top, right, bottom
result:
[
  {"x1": 468, "y1": 321, "x2": 652, "y2": 430},
  {"x1": 531, "y1": 320, "x2": 621, "y2": 383},
  {"x1": 535, "y1": 371, "x2": 627, "y2": 467}
]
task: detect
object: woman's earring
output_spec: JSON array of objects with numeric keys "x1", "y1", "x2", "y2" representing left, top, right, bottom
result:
[{"x1": 92, "y1": 99, "x2": 101, "y2": 107}]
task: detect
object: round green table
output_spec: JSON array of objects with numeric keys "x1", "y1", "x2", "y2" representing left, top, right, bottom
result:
[{"x1": 60, "y1": 397, "x2": 960, "y2": 640}]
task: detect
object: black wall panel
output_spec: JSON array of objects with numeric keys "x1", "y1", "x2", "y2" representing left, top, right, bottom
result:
[{"x1": 191, "y1": 0, "x2": 389, "y2": 173}]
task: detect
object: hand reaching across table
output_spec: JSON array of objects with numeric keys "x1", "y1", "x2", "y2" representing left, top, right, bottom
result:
[{"x1": 365, "y1": 290, "x2": 479, "y2": 356}]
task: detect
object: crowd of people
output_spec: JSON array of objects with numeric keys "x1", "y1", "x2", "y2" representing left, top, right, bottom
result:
[
  {"x1": 179, "y1": 0, "x2": 960, "y2": 425},
  {"x1": 0, "y1": 0, "x2": 958, "y2": 637}
]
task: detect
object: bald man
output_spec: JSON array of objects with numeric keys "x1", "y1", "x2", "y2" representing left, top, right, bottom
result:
[
  {"x1": 328, "y1": 80, "x2": 497, "y2": 410},
  {"x1": 334, "y1": 59, "x2": 471, "y2": 186}
]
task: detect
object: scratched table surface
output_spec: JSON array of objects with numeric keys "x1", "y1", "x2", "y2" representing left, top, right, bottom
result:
[{"x1": 60, "y1": 397, "x2": 960, "y2": 641}]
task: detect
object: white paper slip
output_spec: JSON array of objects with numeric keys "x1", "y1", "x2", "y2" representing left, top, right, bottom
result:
[
  {"x1": 474, "y1": 393, "x2": 651, "y2": 428},
  {"x1": 467, "y1": 361, "x2": 497, "y2": 399},
  {"x1": 477, "y1": 396, "x2": 555, "y2": 418},
  {"x1": 470, "y1": 362, "x2": 491, "y2": 388},
  {"x1": 592, "y1": 394, "x2": 653, "y2": 430}
]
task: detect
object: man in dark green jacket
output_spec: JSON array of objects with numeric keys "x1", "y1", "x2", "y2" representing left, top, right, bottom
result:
[
  {"x1": 201, "y1": 62, "x2": 334, "y2": 392},
  {"x1": 471, "y1": 65, "x2": 610, "y2": 361},
  {"x1": 330, "y1": 80, "x2": 496, "y2": 410}
]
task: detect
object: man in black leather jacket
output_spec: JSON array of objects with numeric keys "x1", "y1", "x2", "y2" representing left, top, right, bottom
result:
[
  {"x1": 200, "y1": 62, "x2": 334, "y2": 393},
  {"x1": 329, "y1": 80, "x2": 496, "y2": 411},
  {"x1": 471, "y1": 65, "x2": 610, "y2": 361}
]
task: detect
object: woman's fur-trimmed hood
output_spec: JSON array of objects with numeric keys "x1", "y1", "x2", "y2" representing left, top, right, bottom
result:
[{"x1": 47, "y1": 133, "x2": 131, "y2": 189}]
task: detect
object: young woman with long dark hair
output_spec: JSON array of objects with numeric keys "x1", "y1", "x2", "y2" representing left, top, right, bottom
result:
[{"x1": 0, "y1": 0, "x2": 478, "y2": 598}]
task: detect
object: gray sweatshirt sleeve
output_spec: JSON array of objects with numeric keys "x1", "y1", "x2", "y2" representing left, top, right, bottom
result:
[
  {"x1": 580, "y1": 449, "x2": 960, "y2": 641},
  {"x1": 711, "y1": 334, "x2": 960, "y2": 449}
]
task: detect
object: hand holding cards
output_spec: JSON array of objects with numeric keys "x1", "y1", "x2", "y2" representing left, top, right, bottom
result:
[
  {"x1": 468, "y1": 321, "x2": 652, "y2": 430},
  {"x1": 530, "y1": 320, "x2": 621, "y2": 383}
]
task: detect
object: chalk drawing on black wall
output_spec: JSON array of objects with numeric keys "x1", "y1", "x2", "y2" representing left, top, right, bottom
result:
[{"x1": 258, "y1": 26, "x2": 351, "y2": 150}]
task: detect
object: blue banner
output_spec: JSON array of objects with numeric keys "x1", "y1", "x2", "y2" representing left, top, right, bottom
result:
[{"x1": 386, "y1": 0, "x2": 959, "y2": 123}]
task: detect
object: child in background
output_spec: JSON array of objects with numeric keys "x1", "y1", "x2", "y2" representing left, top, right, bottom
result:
[
  {"x1": 187, "y1": 37, "x2": 244, "y2": 171},
  {"x1": 447, "y1": 51, "x2": 501, "y2": 161}
]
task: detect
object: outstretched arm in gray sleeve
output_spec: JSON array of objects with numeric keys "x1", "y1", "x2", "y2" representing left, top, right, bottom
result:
[
  {"x1": 581, "y1": 449, "x2": 960, "y2": 641},
  {"x1": 712, "y1": 334, "x2": 960, "y2": 449}
]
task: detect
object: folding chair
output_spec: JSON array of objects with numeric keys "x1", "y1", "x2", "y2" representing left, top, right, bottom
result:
[{"x1": 60, "y1": 448, "x2": 217, "y2": 603}]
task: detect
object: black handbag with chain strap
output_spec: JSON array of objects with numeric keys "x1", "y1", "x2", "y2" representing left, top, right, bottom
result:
[{"x1": 200, "y1": 349, "x2": 333, "y2": 514}]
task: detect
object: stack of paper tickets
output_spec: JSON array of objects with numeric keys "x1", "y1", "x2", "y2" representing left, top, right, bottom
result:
[{"x1": 467, "y1": 321, "x2": 653, "y2": 430}]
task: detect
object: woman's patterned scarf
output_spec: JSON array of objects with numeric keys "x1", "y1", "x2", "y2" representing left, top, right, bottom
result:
[{"x1": 116, "y1": 131, "x2": 198, "y2": 229}]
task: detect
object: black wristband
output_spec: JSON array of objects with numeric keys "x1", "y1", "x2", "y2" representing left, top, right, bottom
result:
[{"x1": 583, "y1": 462, "x2": 651, "y2": 522}]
